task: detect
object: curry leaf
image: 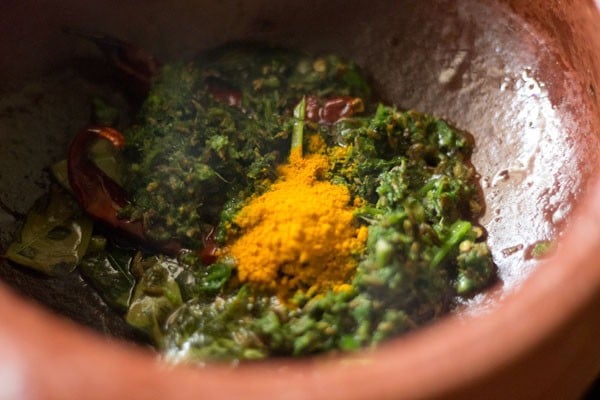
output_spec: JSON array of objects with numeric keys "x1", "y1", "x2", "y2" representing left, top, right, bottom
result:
[
  {"x1": 125, "y1": 257, "x2": 183, "y2": 342},
  {"x1": 4, "y1": 187, "x2": 93, "y2": 276},
  {"x1": 79, "y1": 238, "x2": 136, "y2": 311}
]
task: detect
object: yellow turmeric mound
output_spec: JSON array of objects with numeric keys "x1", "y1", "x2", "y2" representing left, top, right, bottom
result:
[{"x1": 229, "y1": 149, "x2": 368, "y2": 297}]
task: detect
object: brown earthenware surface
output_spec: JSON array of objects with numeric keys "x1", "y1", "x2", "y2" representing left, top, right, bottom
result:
[{"x1": 1, "y1": 0, "x2": 599, "y2": 399}]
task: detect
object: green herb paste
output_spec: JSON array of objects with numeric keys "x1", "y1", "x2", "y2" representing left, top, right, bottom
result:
[{"x1": 5, "y1": 44, "x2": 495, "y2": 363}]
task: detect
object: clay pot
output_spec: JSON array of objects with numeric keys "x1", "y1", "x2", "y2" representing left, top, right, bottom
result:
[{"x1": 1, "y1": 0, "x2": 599, "y2": 399}]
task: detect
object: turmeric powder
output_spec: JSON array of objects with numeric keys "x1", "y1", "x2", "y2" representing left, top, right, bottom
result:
[{"x1": 229, "y1": 148, "x2": 368, "y2": 297}]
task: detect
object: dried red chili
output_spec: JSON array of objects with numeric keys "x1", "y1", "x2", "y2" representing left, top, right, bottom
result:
[
  {"x1": 67, "y1": 126, "x2": 181, "y2": 255},
  {"x1": 305, "y1": 95, "x2": 365, "y2": 124}
]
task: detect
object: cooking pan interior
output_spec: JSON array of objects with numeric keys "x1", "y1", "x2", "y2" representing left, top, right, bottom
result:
[{"x1": 1, "y1": 0, "x2": 599, "y2": 340}]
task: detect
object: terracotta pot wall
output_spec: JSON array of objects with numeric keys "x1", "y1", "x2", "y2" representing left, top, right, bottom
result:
[{"x1": 1, "y1": 1, "x2": 600, "y2": 399}]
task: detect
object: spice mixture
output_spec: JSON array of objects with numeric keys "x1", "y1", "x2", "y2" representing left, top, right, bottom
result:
[{"x1": 5, "y1": 44, "x2": 495, "y2": 362}]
